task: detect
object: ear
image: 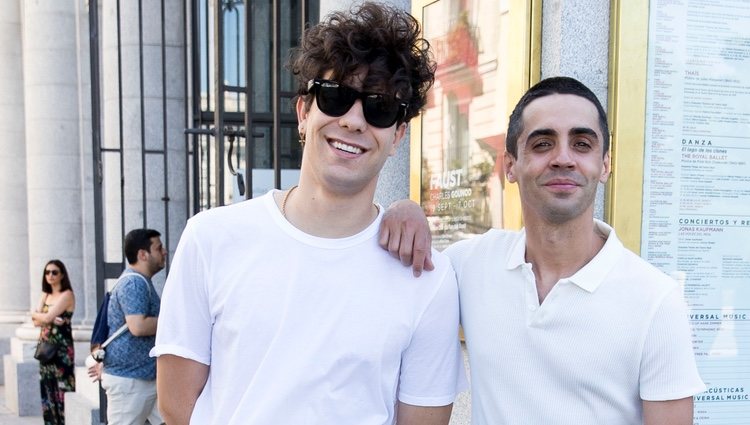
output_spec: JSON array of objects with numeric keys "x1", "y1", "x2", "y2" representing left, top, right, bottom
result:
[
  {"x1": 388, "y1": 122, "x2": 408, "y2": 156},
  {"x1": 137, "y1": 248, "x2": 149, "y2": 263},
  {"x1": 503, "y1": 150, "x2": 517, "y2": 183},
  {"x1": 599, "y1": 151, "x2": 612, "y2": 183},
  {"x1": 296, "y1": 97, "x2": 308, "y2": 127}
]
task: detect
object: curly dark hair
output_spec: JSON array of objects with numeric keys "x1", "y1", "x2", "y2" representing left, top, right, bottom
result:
[{"x1": 288, "y1": 2, "x2": 436, "y2": 124}]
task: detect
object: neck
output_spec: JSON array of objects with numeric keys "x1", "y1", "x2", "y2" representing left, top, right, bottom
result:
[
  {"x1": 128, "y1": 263, "x2": 152, "y2": 278},
  {"x1": 278, "y1": 183, "x2": 379, "y2": 238},
  {"x1": 523, "y1": 214, "x2": 605, "y2": 303}
]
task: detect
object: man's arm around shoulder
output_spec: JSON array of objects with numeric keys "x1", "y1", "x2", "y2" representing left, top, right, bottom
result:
[
  {"x1": 397, "y1": 401, "x2": 452, "y2": 425},
  {"x1": 643, "y1": 397, "x2": 693, "y2": 425},
  {"x1": 157, "y1": 354, "x2": 209, "y2": 425}
]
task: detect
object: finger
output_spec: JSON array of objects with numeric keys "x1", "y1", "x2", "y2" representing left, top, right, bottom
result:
[
  {"x1": 378, "y1": 227, "x2": 390, "y2": 250},
  {"x1": 422, "y1": 231, "x2": 434, "y2": 271},
  {"x1": 387, "y1": 228, "x2": 402, "y2": 259},
  {"x1": 412, "y1": 227, "x2": 433, "y2": 274},
  {"x1": 424, "y1": 253, "x2": 435, "y2": 271},
  {"x1": 399, "y1": 226, "x2": 416, "y2": 266}
]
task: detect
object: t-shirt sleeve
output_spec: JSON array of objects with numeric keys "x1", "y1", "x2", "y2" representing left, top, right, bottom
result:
[
  {"x1": 397, "y1": 260, "x2": 468, "y2": 406},
  {"x1": 640, "y1": 285, "x2": 706, "y2": 400},
  {"x1": 118, "y1": 277, "x2": 150, "y2": 316},
  {"x1": 150, "y1": 219, "x2": 213, "y2": 365}
]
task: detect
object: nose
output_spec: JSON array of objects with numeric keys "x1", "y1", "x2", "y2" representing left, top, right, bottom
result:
[
  {"x1": 550, "y1": 144, "x2": 575, "y2": 168},
  {"x1": 338, "y1": 99, "x2": 367, "y2": 132}
]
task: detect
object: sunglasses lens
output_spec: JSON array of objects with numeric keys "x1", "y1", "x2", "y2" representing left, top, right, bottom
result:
[
  {"x1": 316, "y1": 85, "x2": 356, "y2": 117},
  {"x1": 312, "y1": 80, "x2": 403, "y2": 128},
  {"x1": 45, "y1": 270, "x2": 59, "y2": 276},
  {"x1": 364, "y1": 95, "x2": 400, "y2": 128}
]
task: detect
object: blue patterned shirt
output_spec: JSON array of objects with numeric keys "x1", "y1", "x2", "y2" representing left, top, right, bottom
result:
[{"x1": 103, "y1": 268, "x2": 161, "y2": 380}]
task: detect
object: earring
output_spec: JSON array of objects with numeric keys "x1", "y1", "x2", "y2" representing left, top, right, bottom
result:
[{"x1": 299, "y1": 130, "x2": 306, "y2": 147}]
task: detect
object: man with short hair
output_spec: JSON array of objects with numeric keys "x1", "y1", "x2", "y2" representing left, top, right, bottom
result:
[
  {"x1": 152, "y1": 3, "x2": 465, "y2": 425},
  {"x1": 90, "y1": 228, "x2": 166, "y2": 425},
  {"x1": 382, "y1": 76, "x2": 705, "y2": 424}
]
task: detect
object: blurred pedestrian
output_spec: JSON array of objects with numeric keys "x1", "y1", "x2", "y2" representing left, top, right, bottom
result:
[{"x1": 32, "y1": 259, "x2": 76, "y2": 425}]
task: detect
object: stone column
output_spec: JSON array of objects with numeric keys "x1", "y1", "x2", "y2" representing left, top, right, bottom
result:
[
  {"x1": 541, "y1": 0, "x2": 610, "y2": 217},
  {"x1": 0, "y1": 0, "x2": 30, "y2": 387},
  {"x1": 5, "y1": 0, "x2": 83, "y2": 416}
]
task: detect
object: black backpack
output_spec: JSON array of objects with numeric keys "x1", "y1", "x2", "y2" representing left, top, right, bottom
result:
[{"x1": 90, "y1": 291, "x2": 113, "y2": 349}]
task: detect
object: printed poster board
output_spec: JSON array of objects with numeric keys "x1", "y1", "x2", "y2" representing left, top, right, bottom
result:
[
  {"x1": 411, "y1": 0, "x2": 539, "y2": 250},
  {"x1": 610, "y1": 1, "x2": 750, "y2": 423}
]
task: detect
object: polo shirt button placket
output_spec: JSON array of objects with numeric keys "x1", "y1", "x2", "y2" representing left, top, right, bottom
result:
[
  {"x1": 521, "y1": 265, "x2": 540, "y2": 327},
  {"x1": 524, "y1": 268, "x2": 537, "y2": 306}
]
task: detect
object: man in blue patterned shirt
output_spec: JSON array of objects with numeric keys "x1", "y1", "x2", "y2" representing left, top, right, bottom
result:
[{"x1": 96, "y1": 228, "x2": 166, "y2": 425}]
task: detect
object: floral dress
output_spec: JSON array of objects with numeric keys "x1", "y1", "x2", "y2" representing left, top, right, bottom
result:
[{"x1": 38, "y1": 306, "x2": 75, "y2": 425}]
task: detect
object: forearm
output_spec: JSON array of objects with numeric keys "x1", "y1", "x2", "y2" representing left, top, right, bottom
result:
[
  {"x1": 643, "y1": 397, "x2": 694, "y2": 425},
  {"x1": 157, "y1": 355, "x2": 209, "y2": 425},
  {"x1": 125, "y1": 315, "x2": 158, "y2": 336},
  {"x1": 32, "y1": 293, "x2": 72, "y2": 325},
  {"x1": 31, "y1": 311, "x2": 53, "y2": 325},
  {"x1": 397, "y1": 402, "x2": 452, "y2": 425},
  {"x1": 31, "y1": 313, "x2": 45, "y2": 327}
]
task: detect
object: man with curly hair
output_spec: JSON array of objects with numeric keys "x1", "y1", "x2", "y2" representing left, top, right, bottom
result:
[{"x1": 151, "y1": 3, "x2": 465, "y2": 424}]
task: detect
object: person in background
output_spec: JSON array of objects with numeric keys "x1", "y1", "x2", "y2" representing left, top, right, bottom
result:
[
  {"x1": 88, "y1": 228, "x2": 166, "y2": 425},
  {"x1": 380, "y1": 76, "x2": 705, "y2": 424},
  {"x1": 152, "y1": 3, "x2": 465, "y2": 425},
  {"x1": 32, "y1": 259, "x2": 76, "y2": 425}
]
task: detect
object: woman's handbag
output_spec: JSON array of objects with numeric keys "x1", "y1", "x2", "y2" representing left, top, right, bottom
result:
[{"x1": 34, "y1": 341, "x2": 57, "y2": 364}]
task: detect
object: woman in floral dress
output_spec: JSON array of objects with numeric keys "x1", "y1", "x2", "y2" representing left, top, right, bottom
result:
[{"x1": 31, "y1": 259, "x2": 76, "y2": 425}]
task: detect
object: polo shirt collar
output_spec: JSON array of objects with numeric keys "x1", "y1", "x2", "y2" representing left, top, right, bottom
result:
[
  {"x1": 505, "y1": 229, "x2": 528, "y2": 270},
  {"x1": 567, "y1": 220, "x2": 623, "y2": 292},
  {"x1": 504, "y1": 219, "x2": 624, "y2": 293}
]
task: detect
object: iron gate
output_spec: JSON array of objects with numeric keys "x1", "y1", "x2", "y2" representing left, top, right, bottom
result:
[{"x1": 88, "y1": 0, "x2": 315, "y2": 419}]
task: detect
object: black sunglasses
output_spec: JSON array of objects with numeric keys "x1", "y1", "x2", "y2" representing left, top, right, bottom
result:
[
  {"x1": 45, "y1": 270, "x2": 60, "y2": 276},
  {"x1": 307, "y1": 79, "x2": 408, "y2": 128}
]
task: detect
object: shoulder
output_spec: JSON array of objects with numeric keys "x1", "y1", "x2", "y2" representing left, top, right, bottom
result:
[
  {"x1": 594, "y1": 221, "x2": 678, "y2": 298},
  {"x1": 116, "y1": 273, "x2": 150, "y2": 295},
  {"x1": 600, "y1": 235, "x2": 679, "y2": 306},
  {"x1": 187, "y1": 195, "x2": 270, "y2": 238},
  {"x1": 619, "y1": 249, "x2": 678, "y2": 293},
  {"x1": 59, "y1": 289, "x2": 75, "y2": 301},
  {"x1": 60, "y1": 289, "x2": 75, "y2": 310},
  {"x1": 444, "y1": 228, "x2": 521, "y2": 265}
]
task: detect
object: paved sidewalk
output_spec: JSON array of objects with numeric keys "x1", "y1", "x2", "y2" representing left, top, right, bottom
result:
[{"x1": 0, "y1": 386, "x2": 41, "y2": 425}]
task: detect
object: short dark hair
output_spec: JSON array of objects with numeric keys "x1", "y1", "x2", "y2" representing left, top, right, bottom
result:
[
  {"x1": 288, "y1": 1, "x2": 436, "y2": 124},
  {"x1": 42, "y1": 259, "x2": 73, "y2": 294},
  {"x1": 506, "y1": 76, "x2": 610, "y2": 158},
  {"x1": 124, "y1": 228, "x2": 161, "y2": 265}
]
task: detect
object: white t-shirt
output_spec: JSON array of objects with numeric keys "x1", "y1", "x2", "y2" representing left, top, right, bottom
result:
[
  {"x1": 445, "y1": 220, "x2": 705, "y2": 425},
  {"x1": 152, "y1": 191, "x2": 465, "y2": 425}
]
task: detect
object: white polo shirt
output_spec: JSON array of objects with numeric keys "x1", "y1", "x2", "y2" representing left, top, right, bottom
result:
[{"x1": 445, "y1": 220, "x2": 705, "y2": 425}]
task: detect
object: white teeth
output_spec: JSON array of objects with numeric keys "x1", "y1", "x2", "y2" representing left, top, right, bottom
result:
[{"x1": 331, "y1": 141, "x2": 363, "y2": 154}]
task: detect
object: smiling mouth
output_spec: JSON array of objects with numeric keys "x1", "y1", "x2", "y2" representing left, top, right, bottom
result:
[
  {"x1": 330, "y1": 140, "x2": 363, "y2": 155},
  {"x1": 546, "y1": 181, "x2": 579, "y2": 188}
]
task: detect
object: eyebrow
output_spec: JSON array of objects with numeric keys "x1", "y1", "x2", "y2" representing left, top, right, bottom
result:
[
  {"x1": 570, "y1": 127, "x2": 599, "y2": 139},
  {"x1": 526, "y1": 128, "x2": 557, "y2": 140},
  {"x1": 527, "y1": 127, "x2": 599, "y2": 141}
]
